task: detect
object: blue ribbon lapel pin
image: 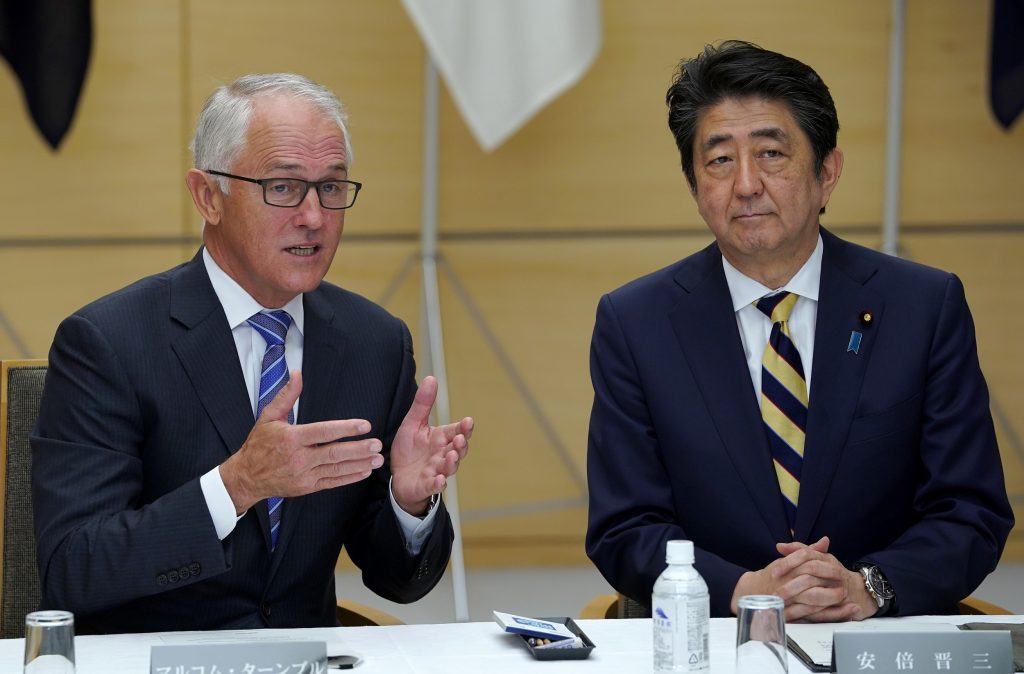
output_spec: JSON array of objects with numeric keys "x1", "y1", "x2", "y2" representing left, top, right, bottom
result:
[{"x1": 847, "y1": 331, "x2": 863, "y2": 354}]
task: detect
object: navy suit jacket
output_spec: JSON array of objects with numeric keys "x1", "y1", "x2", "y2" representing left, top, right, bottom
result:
[
  {"x1": 31, "y1": 250, "x2": 452, "y2": 633},
  {"x1": 586, "y1": 229, "x2": 1013, "y2": 617}
]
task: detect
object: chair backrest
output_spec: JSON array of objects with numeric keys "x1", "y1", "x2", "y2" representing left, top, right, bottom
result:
[
  {"x1": 579, "y1": 592, "x2": 653, "y2": 620},
  {"x1": 958, "y1": 596, "x2": 1013, "y2": 615},
  {"x1": 618, "y1": 592, "x2": 652, "y2": 619},
  {"x1": 0, "y1": 359, "x2": 47, "y2": 639},
  {"x1": 335, "y1": 599, "x2": 404, "y2": 626}
]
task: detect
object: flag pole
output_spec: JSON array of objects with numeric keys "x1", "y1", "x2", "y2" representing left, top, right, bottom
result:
[
  {"x1": 420, "y1": 54, "x2": 470, "y2": 622},
  {"x1": 882, "y1": 0, "x2": 906, "y2": 256}
]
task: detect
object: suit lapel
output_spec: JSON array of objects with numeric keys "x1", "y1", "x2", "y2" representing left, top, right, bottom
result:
[
  {"x1": 794, "y1": 230, "x2": 885, "y2": 539},
  {"x1": 268, "y1": 286, "x2": 348, "y2": 575},
  {"x1": 668, "y1": 245, "x2": 791, "y2": 542},
  {"x1": 169, "y1": 251, "x2": 255, "y2": 461}
]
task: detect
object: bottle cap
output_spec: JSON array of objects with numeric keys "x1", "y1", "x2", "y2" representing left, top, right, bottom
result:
[{"x1": 666, "y1": 539, "x2": 694, "y2": 564}]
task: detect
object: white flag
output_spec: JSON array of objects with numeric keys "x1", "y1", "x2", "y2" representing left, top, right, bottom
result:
[{"x1": 401, "y1": 0, "x2": 602, "y2": 152}]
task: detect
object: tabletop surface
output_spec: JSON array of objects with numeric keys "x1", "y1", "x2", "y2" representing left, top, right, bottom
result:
[{"x1": 5, "y1": 614, "x2": 1022, "y2": 673}]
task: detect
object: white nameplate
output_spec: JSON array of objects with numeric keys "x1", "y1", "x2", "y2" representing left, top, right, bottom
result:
[
  {"x1": 833, "y1": 630, "x2": 1012, "y2": 674},
  {"x1": 151, "y1": 640, "x2": 327, "y2": 674}
]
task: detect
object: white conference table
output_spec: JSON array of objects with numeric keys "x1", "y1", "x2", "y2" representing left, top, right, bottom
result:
[{"x1": 2, "y1": 615, "x2": 1020, "y2": 673}]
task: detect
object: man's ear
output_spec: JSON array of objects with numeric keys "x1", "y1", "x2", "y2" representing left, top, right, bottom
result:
[
  {"x1": 818, "y1": 147, "x2": 844, "y2": 211},
  {"x1": 185, "y1": 169, "x2": 223, "y2": 226}
]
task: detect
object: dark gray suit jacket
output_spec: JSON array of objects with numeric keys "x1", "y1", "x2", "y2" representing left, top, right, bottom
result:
[{"x1": 31, "y1": 250, "x2": 452, "y2": 633}]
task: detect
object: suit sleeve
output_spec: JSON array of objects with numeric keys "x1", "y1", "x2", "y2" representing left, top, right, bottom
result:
[
  {"x1": 31, "y1": 314, "x2": 232, "y2": 615},
  {"x1": 342, "y1": 320, "x2": 453, "y2": 603},
  {"x1": 861, "y1": 275, "x2": 1013, "y2": 614},
  {"x1": 585, "y1": 293, "x2": 747, "y2": 616}
]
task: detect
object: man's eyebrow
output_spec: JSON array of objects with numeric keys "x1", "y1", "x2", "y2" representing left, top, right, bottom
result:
[
  {"x1": 267, "y1": 162, "x2": 349, "y2": 173},
  {"x1": 750, "y1": 127, "x2": 788, "y2": 142},
  {"x1": 701, "y1": 133, "x2": 732, "y2": 151}
]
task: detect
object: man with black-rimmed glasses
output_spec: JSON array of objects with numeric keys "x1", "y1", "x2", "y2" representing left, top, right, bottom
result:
[{"x1": 33, "y1": 73, "x2": 473, "y2": 634}]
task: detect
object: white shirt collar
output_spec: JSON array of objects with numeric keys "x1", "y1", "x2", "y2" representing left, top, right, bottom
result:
[
  {"x1": 721, "y1": 233, "x2": 823, "y2": 312},
  {"x1": 202, "y1": 247, "x2": 305, "y2": 334}
]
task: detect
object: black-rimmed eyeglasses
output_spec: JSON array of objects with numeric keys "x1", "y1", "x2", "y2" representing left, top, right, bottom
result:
[{"x1": 205, "y1": 170, "x2": 362, "y2": 209}]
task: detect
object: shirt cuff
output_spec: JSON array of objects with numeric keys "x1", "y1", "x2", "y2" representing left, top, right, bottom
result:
[
  {"x1": 200, "y1": 466, "x2": 245, "y2": 540},
  {"x1": 389, "y1": 477, "x2": 439, "y2": 556}
]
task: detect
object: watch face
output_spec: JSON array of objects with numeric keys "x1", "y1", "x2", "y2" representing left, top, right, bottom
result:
[{"x1": 867, "y1": 566, "x2": 895, "y2": 599}]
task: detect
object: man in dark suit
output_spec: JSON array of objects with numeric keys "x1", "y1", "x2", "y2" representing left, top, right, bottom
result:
[
  {"x1": 31, "y1": 73, "x2": 473, "y2": 634},
  {"x1": 585, "y1": 41, "x2": 1013, "y2": 621}
]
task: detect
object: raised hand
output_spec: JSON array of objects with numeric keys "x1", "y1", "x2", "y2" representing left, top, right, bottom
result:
[
  {"x1": 389, "y1": 376, "x2": 473, "y2": 516},
  {"x1": 220, "y1": 371, "x2": 385, "y2": 513}
]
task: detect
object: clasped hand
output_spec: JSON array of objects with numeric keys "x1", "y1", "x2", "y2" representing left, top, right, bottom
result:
[
  {"x1": 731, "y1": 536, "x2": 878, "y2": 623},
  {"x1": 221, "y1": 372, "x2": 472, "y2": 516}
]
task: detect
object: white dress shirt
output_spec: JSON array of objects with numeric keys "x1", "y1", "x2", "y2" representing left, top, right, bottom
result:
[
  {"x1": 198, "y1": 248, "x2": 436, "y2": 553},
  {"x1": 721, "y1": 234, "x2": 823, "y2": 402}
]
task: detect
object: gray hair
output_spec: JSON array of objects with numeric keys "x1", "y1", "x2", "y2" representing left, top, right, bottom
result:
[{"x1": 190, "y1": 73, "x2": 354, "y2": 192}]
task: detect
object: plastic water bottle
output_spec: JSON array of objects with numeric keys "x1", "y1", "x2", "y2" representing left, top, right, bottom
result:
[{"x1": 652, "y1": 539, "x2": 709, "y2": 672}]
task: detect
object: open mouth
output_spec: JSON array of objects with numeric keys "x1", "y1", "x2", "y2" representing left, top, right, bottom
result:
[{"x1": 286, "y1": 246, "x2": 318, "y2": 256}]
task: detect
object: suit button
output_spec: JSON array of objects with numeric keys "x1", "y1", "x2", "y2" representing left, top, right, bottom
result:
[
  {"x1": 189, "y1": 562, "x2": 201, "y2": 577},
  {"x1": 179, "y1": 566, "x2": 190, "y2": 580},
  {"x1": 168, "y1": 570, "x2": 179, "y2": 583},
  {"x1": 260, "y1": 602, "x2": 271, "y2": 619},
  {"x1": 157, "y1": 574, "x2": 168, "y2": 586}
]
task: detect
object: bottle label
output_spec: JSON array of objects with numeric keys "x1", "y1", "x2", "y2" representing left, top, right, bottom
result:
[{"x1": 652, "y1": 596, "x2": 709, "y2": 672}]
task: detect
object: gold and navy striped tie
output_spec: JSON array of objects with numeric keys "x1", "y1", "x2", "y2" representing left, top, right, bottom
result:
[{"x1": 755, "y1": 292, "x2": 807, "y2": 533}]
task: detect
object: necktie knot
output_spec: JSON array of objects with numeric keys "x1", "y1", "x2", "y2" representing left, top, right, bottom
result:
[
  {"x1": 755, "y1": 292, "x2": 798, "y2": 323},
  {"x1": 247, "y1": 310, "x2": 292, "y2": 346}
]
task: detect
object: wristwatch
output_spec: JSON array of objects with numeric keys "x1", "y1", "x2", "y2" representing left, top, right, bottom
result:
[{"x1": 856, "y1": 564, "x2": 895, "y2": 616}]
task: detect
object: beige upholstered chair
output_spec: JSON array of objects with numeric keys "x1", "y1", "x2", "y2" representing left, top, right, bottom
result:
[
  {"x1": 0, "y1": 358, "x2": 401, "y2": 631},
  {"x1": 0, "y1": 359, "x2": 47, "y2": 639},
  {"x1": 579, "y1": 591, "x2": 1013, "y2": 620}
]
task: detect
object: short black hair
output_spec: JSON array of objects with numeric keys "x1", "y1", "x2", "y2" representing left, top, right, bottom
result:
[{"x1": 666, "y1": 40, "x2": 839, "y2": 191}]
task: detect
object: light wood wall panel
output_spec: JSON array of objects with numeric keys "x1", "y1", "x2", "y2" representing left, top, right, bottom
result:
[
  {"x1": 0, "y1": 1, "x2": 184, "y2": 239},
  {"x1": 325, "y1": 241, "x2": 420, "y2": 323},
  {"x1": 902, "y1": 2, "x2": 1024, "y2": 223},
  {"x1": 436, "y1": 0, "x2": 892, "y2": 234},
  {"x1": 0, "y1": 247, "x2": 189, "y2": 357}
]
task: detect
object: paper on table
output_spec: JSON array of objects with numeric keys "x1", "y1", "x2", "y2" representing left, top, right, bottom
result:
[{"x1": 787, "y1": 621, "x2": 958, "y2": 671}]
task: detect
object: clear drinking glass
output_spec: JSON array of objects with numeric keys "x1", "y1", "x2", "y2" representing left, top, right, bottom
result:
[
  {"x1": 24, "y1": 611, "x2": 75, "y2": 674},
  {"x1": 735, "y1": 594, "x2": 787, "y2": 673}
]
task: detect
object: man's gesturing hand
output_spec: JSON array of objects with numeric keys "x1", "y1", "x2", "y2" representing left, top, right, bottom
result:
[
  {"x1": 220, "y1": 371, "x2": 385, "y2": 514},
  {"x1": 390, "y1": 376, "x2": 474, "y2": 517}
]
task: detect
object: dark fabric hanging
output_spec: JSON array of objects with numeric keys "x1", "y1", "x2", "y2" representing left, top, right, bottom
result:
[
  {"x1": 0, "y1": 1, "x2": 93, "y2": 149},
  {"x1": 990, "y1": 0, "x2": 1024, "y2": 130}
]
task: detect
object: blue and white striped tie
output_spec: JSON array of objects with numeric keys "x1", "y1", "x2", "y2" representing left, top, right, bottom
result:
[{"x1": 247, "y1": 310, "x2": 293, "y2": 549}]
